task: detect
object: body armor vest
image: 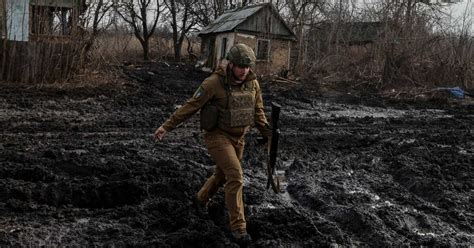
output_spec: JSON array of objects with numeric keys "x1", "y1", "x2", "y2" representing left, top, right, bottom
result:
[{"x1": 218, "y1": 81, "x2": 255, "y2": 128}]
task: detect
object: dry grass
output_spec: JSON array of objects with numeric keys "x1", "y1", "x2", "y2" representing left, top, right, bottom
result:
[
  {"x1": 0, "y1": 65, "x2": 129, "y2": 92},
  {"x1": 65, "y1": 66, "x2": 128, "y2": 89},
  {"x1": 301, "y1": 36, "x2": 474, "y2": 91},
  {"x1": 0, "y1": 33, "x2": 202, "y2": 86},
  {"x1": 88, "y1": 33, "x2": 201, "y2": 64}
]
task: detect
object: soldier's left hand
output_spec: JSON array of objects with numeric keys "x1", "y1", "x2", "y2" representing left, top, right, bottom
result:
[{"x1": 154, "y1": 126, "x2": 167, "y2": 141}]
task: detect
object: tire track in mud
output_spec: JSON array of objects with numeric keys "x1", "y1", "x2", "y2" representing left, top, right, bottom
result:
[
  {"x1": 259, "y1": 96, "x2": 473, "y2": 247},
  {"x1": 1, "y1": 62, "x2": 473, "y2": 247}
]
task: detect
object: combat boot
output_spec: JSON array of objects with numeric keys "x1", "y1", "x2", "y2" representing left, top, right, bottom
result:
[
  {"x1": 195, "y1": 197, "x2": 218, "y2": 215},
  {"x1": 231, "y1": 229, "x2": 252, "y2": 245},
  {"x1": 194, "y1": 197, "x2": 209, "y2": 216}
]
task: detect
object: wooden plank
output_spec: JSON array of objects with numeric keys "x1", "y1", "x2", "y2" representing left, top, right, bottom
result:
[
  {"x1": 237, "y1": 5, "x2": 294, "y2": 38},
  {"x1": 30, "y1": 0, "x2": 80, "y2": 8},
  {"x1": 1, "y1": 39, "x2": 77, "y2": 82},
  {"x1": 0, "y1": 0, "x2": 5, "y2": 38}
]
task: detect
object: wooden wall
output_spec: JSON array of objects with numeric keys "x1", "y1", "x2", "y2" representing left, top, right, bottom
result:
[
  {"x1": 214, "y1": 32, "x2": 235, "y2": 67},
  {"x1": 0, "y1": 0, "x2": 4, "y2": 38},
  {"x1": 234, "y1": 32, "x2": 291, "y2": 75},
  {"x1": 236, "y1": 5, "x2": 293, "y2": 38},
  {"x1": 0, "y1": 40, "x2": 79, "y2": 82}
]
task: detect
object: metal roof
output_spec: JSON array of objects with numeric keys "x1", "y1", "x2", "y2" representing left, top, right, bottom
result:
[{"x1": 199, "y1": 4, "x2": 266, "y2": 35}]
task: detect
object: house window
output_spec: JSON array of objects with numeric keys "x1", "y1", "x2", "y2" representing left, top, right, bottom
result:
[
  {"x1": 220, "y1": 37, "x2": 228, "y2": 59},
  {"x1": 256, "y1": 39, "x2": 270, "y2": 60},
  {"x1": 31, "y1": 5, "x2": 73, "y2": 36}
]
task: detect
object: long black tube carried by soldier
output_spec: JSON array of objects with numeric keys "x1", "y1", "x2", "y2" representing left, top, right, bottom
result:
[{"x1": 267, "y1": 102, "x2": 281, "y2": 193}]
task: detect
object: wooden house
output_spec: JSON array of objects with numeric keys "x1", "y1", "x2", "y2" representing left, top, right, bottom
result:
[
  {"x1": 198, "y1": 3, "x2": 296, "y2": 76},
  {"x1": 0, "y1": 0, "x2": 86, "y2": 82},
  {"x1": 302, "y1": 21, "x2": 386, "y2": 64}
]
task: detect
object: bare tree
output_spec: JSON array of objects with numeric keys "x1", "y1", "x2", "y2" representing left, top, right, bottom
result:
[
  {"x1": 191, "y1": 0, "x2": 230, "y2": 28},
  {"x1": 333, "y1": 0, "x2": 469, "y2": 87},
  {"x1": 371, "y1": 0, "x2": 457, "y2": 84},
  {"x1": 281, "y1": 0, "x2": 324, "y2": 72},
  {"x1": 116, "y1": 0, "x2": 164, "y2": 60},
  {"x1": 281, "y1": 0, "x2": 471, "y2": 89},
  {"x1": 81, "y1": 0, "x2": 114, "y2": 53},
  {"x1": 164, "y1": 0, "x2": 197, "y2": 61}
]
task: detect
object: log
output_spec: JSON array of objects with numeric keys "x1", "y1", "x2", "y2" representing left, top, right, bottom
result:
[{"x1": 275, "y1": 76, "x2": 298, "y2": 84}]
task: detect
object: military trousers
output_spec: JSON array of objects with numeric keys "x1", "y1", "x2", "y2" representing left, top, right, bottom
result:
[{"x1": 197, "y1": 130, "x2": 246, "y2": 232}]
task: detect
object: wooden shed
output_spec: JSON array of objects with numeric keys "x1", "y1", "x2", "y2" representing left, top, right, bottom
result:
[
  {"x1": 0, "y1": 0, "x2": 86, "y2": 82},
  {"x1": 198, "y1": 3, "x2": 296, "y2": 76}
]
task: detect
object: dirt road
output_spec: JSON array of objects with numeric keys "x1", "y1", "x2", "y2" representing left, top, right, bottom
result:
[{"x1": 1, "y1": 62, "x2": 472, "y2": 247}]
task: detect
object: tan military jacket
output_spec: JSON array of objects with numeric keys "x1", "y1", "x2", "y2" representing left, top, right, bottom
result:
[{"x1": 162, "y1": 64, "x2": 271, "y2": 138}]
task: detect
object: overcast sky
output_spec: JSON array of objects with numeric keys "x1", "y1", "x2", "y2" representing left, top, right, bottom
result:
[
  {"x1": 440, "y1": 0, "x2": 473, "y2": 32},
  {"x1": 446, "y1": 0, "x2": 472, "y2": 20}
]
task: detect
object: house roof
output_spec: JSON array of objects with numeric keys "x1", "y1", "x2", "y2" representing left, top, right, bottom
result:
[
  {"x1": 198, "y1": 3, "x2": 295, "y2": 39},
  {"x1": 199, "y1": 4, "x2": 265, "y2": 35}
]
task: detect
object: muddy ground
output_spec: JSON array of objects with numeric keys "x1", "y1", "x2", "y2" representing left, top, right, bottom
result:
[{"x1": 0, "y1": 62, "x2": 472, "y2": 247}]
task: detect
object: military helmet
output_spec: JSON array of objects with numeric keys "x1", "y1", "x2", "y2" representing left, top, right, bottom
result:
[{"x1": 226, "y1": 43, "x2": 256, "y2": 67}]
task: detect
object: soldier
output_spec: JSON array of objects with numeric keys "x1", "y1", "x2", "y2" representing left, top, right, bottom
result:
[{"x1": 154, "y1": 43, "x2": 271, "y2": 243}]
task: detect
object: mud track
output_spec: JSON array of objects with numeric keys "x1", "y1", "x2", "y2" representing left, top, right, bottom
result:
[{"x1": 0, "y1": 62, "x2": 472, "y2": 247}]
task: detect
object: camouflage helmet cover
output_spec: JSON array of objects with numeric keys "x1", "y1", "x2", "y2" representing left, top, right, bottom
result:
[{"x1": 226, "y1": 43, "x2": 256, "y2": 67}]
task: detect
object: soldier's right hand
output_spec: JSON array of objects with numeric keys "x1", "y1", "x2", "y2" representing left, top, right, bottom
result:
[{"x1": 154, "y1": 126, "x2": 167, "y2": 141}]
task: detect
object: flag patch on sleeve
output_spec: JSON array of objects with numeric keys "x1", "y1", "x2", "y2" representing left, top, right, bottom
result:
[{"x1": 193, "y1": 86, "x2": 204, "y2": 99}]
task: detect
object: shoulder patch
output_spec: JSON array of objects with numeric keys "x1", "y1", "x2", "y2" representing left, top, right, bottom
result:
[{"x1": 193, "y1": 86, "x2": 205, "y2": 99}]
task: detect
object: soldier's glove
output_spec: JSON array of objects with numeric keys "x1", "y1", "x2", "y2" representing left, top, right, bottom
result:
[
  {"x1": 256, "y1": 136, "x2": 271, "y2": 154},
  {"x1": 256, "y1": 136, "x2": 268, "y2": 145}
]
